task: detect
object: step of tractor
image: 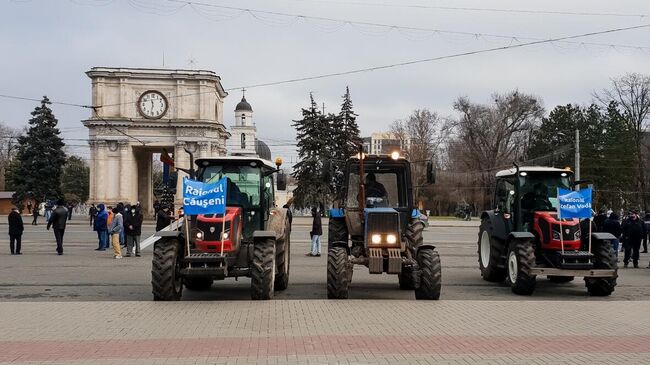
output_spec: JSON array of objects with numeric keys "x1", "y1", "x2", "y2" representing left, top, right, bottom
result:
[
  {"x1": 184, "y1": 252, "x2": 227, "y2": 263},
  {"x1": 558, "y1": 261, "x2": 594, "y2": 270}
]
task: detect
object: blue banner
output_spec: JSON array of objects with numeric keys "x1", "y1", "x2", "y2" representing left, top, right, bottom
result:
[
  {"x1": 557, "y1": 188, "x2": 592, "y2": 219},
  {"x1": 183, "y1": 177, "x2": 228, "y2": 215}
]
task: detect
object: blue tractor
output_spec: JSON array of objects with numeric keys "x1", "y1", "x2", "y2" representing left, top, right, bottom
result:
[{"x1": 327, "y1": 152, "x2": 441, "y2": 300}]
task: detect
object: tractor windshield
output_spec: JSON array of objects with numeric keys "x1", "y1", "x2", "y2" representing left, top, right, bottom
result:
[
  {"x1": 520, "y1": 172, "x2": 572, "y2": 211},
  {"x1": 346, "y1": 170, "x2": 406, "y2": 208},
  {"x1": 200, "y1": 165, "x2": 261, "y2": 207}
]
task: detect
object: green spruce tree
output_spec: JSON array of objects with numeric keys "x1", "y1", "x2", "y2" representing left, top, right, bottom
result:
[
  {"x1": 329, "y1": 86, "x2": 362, "y2": 200},
  {"x1": 291, "y1": 93, "x2": 331, "y2": 209},
  {"x1": 61, "y1": 155, "x2": 90, "y2": 204},
  {"x1": 11, "y1": 96, "x2": 66, "y2": 208}
]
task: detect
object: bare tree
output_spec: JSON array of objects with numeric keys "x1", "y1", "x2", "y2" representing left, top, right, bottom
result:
[
  {"x1": 0, "y1": 122, "x2": 22, "y2": 191},
  {"x1": 447, "y1": 91, "x2": 544, "y2": 209},
  {"x1": 595, "y1": 73, "x2": 650, "y2": 208}
]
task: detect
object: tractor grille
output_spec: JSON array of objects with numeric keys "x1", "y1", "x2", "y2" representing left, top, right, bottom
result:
[
  {"x1": 552, "y1": 223, "x2": 580, "y2": 241},
  {"x1": 367, "y1": 211, "x2": 399, "y2": 234},
  {"x1": 197, "y1": 220, "x2": 231, "y2": 241}
]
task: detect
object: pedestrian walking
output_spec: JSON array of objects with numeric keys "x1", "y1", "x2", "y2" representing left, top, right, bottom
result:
[
  {"x1": 31, "y1": 206, "x2": 39, "y2": 225},
  {"x1": 89, "y1": 204, "x2": 97, "y2": 227},
  {"x1": 8, "y1": 207, "x2": 24, "y2": 255},
  {"x1": 46, "y1": 200, "x2": 68, "y2": 255},
  {"x1": 109, "y1": 207, "x2": 123, "y2": 259},
  {"x1": 594, "y1": 209, "x2": 607, "y2": 232},
  {"x1": 603, "y1": 213, "x2": 622, "y2": 257},
  {"x1": 156, "y1": 205, "x2": 173, "y2": 231},
  {"x1": 306, "y1": 207, "x2": 322, "y2": 257},
  {"x1": 622, "y1": 210, "x2": 645, "y2": 268},
  {"x1": 643, "y1": 213, "x2": 650, "y2": 253},
  {"x1": 27, "y1": 201, "x2": 32, "y2": 215},
  {"x1": 93, "y1": 204, "x2": 109, "y2": 251},
  {"x1": 67, "y1": 203, "x2": 74, "y2": 221},
  {"x1": 124, "y1": 205, "x2": 143, "y2": 257}
]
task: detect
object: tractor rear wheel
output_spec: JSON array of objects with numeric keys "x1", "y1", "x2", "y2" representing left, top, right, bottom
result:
[
  {"x1": 414, "y1": 248, "x2": 442, "y2": 300},
  {"x1": 184, "y1": 277, "x2": 213, "y2": 291},
  {"x1": 506, "y1": 240, "x2": 536, "y2": 295},
  {"x1": 251, "y1": 238, "x2": 276, "y2": 300},
  {"x1": 327, "y1": 246, "x2": 350, "y2": 299},
  {"x1": 585, "y1": 238, "x2": 617, "y2": 296},
  {"x1": 328, "y1": 217, "x2": 348, "y2": 245},
  {"x1": 548, "y1": 276, "x2": 574, "y2": 283},
  {"x1": 274, "y1": 222, "x2": 291, "y2": 291},
  {"x1": 478, "y1": 218, "x2": 506, "y2": 282},
  {"x1": 151, "y1": 238, "x2": 183, "y2": 301},
  {"x1": 405, "y1": 219, "x2": 424, "y2": 253}
]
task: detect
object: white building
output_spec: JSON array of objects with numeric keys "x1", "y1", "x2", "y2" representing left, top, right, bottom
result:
[{"x1": 363, "y1": 132, "x2": 410, "y2": 155}]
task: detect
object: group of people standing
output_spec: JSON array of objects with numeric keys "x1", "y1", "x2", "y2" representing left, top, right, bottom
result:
[
  {"x1": 596, "y1": 210, "x2": 650, "y2": 269},
  {"x1": 90, "y1": 203, "x2": 143, "y2": 259}
]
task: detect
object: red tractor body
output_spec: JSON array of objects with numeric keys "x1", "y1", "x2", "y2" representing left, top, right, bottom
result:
[
  {"x1": 194, "y1": 207, "x2": 243, "y2": 253},
  {"x1": 532, "y1": 211, "x2": 581, "y2": 251}
]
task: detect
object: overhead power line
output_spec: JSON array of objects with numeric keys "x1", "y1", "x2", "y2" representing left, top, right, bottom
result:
[
  {"x1": 284, "y1": 0, "x2": 650, "y2": 18},
  {"x1": 161, "y1": 0, "x2": 650, "y2": 51},
  {"x1": 0, "y1": 94, "x2": 93, "y2": 109}
]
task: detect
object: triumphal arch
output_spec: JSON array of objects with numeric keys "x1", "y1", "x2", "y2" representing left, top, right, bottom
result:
[{"x1": 83, "y1": 67, "x2": 230, "y2": 215}]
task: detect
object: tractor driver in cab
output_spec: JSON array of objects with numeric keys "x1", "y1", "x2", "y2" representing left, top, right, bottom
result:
[
  {"x1": 225, "y1": 177, "x2": 251, "y2": 209},
  {"x1": 521, "y1": 183, "x2": 553, "y2": 225},
  {"x1": 365, "y1": 172, "x2": 388, "y2": 196}
]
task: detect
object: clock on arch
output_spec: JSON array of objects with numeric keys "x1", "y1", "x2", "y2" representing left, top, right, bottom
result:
[{"x1": 138, "y1": 90, "x2": 168, "y2": 119}]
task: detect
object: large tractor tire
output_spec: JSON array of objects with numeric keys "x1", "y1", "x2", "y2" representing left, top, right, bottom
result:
[
  {"x1": 478, "y1": 218, "x2": 507, "y2": 282},
  {"x1": 328, "y1": 217, "x2": 348, "y2": 245},
  {"x1": 184, "y1": 278, "x2": 213, "y2": 291},
  {"x1": 251, "y1": 238, "x2": 276, "y2": 300},
  {"x1": 506, "y1": 239, "x2": 537, "y2": 295},
  {"x1": 151, "y1": 238, "x2": 183, "y2": 301},
  {"x1": 585, "y1": 238, "x2": 617, "y2": 296},
  {"x1": 327, "y1": 247, "x2": 350, "y2": 299},
  {"x1": 548, "y1": 276, "x2": 574, "y2": 283},
  {"x1": 414, "y1": 248, "x2": 442, "y2": 300},
  {"x1": 274, "y1": 221, "x2": 291, "y2": 291}
]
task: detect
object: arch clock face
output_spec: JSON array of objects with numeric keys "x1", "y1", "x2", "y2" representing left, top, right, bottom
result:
[{"x1": 138, "y1": 90, "x2": 168, "y2": 119}]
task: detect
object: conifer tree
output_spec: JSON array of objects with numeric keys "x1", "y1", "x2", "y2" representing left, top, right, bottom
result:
[
  {"x1": 329, "y1": 86, "x2": 362, "y2": 200},
  {"x1": 291, "y1": 93, "x2": 331, "y2": 208},
  {"x1": 11, "y1": 96, "x2": 66, "y2": 207}
]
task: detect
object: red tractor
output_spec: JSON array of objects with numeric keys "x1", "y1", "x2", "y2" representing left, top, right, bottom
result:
[
  {"x1": 151, "y1": 155, "x2": 291, "y2": 301},
  {"x1": 478, "y1": 165, "x2": 618, "y2": 296}
]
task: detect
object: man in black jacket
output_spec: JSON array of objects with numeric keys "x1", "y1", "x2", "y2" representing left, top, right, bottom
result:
[
  {"x1": 603, "y1": 213, "x2": 622, "y2": 257},
  {"x1": 307, "y1": 206, "x2": 322, "y2": 257},
  {"x1": 156, "y1": 205, "x2": 173, "y2": 232},
  {"x1": 47, "y1": 200, "x2": 68, "y2": 255},
  {"x1": 124, "y1": 205, "x2": 144, "y2": 257},
  {"x1": 8, "y1": 207, "x2": 24, "y2": 255},
  {"x1": 622, "y1": 211, "x2": 645, "y2": 268}
]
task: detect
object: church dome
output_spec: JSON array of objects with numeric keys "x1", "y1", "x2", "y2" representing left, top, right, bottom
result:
[
  {"x1": 255, "y1": 140, "x2": 271, "y2": 161},
  {"x1": 235, "y1": 96, "x2": 253, "y2": 112}
]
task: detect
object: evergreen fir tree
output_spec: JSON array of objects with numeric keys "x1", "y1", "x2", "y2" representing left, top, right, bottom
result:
[
  {"x1": 291, "y1": 93, "x2": 331, "y2": 209},
  {"x1": 11, "y1": 96, "x2": 66, "y2": 207},
  {"x1": 61, "y1": 155, "x2": 90, "y2": 204},
  {"x1": 329, "y1": 86, "x2": 362, "y2": 200}
]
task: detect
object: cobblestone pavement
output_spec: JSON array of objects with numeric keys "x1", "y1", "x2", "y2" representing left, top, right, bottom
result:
[
  {"x1": 1, "y1": 300, "x2": 649, "y2": 364},
  {"x1": 2, "y1": 217, "x2": 650, "y2": 364}
]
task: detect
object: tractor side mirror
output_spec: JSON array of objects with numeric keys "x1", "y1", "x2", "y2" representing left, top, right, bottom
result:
[
  {"x1": 276, "y1": 171, "x2": 287, "y2": 191},
  {"x1": 183, "y1": 148, "x2": 196, "y2": 180},
  {"x1": 426, "y1": 161, "x2": 435, "y2": 185}
]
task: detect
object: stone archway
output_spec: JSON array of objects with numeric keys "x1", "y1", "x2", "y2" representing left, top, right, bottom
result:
[{"x1": 83, "y1": 67, "x2": 230, "y2": 216}]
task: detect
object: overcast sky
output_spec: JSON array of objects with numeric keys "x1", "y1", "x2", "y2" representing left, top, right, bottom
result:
[{"x1": 1, "y1": 0, "x2": 649, "y2": 164}]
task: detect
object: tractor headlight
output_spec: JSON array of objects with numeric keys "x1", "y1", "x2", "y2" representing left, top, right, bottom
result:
[
  {"x1": 196, "y1": 231, "x2": 203, "y2": 240},
  {"x1": 221, "y1": 232, "x2": 229, "y2": 240},
  {"x1": 552, "y1": 230, "x2": 561, "y2": 240},
  {"x1": 574, "y1": 229, "x2": 581, "y2": 240},
  {"x1": 371, "y1": 234, "x2": 382, "y2": 244},
  {"x1": 386, "y1": 234, "x2": 397, "y2": 244}
]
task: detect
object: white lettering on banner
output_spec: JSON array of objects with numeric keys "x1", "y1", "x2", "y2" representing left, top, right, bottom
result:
[
  {"x1": 184, "y1": 196, "x2": 226, "y2": 208},
  {"x1": 184, "y1": 184, "x2": 225, "y2": 196}
]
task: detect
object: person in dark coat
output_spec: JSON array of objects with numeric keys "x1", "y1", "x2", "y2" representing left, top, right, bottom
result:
[
  {"x1": 31, "y1": 206, "x2": 39, "y2": 225},
  {"x1": 89, "y1": 204, "x2": 97, "y2": 227},
  {"x1": 593, "y1": 210, "x2": 607, "y2": 232},
  {"x1": 622, "y1": 211, "x2": 646, "y2": 268},
  {"x1": 603, "y1": 213, "x2": 622, "y2": 256},
  {"x1": 124, "y1": 205, "x2": 144, "y2": 257},
  {"x1": 643, "y1": 213, "x2": 650, "y2": 253},
  {"x1": 93, "y1": 204, "x2": 109, "y2": 251},
  {"x1": 307, "y1": 206, "x2": 322, "y2": 257},
  {"x1": 8, "y1": 207, "x2": 24, "y2": 255},
  {"x1": 47, "y1": 199, "x2": 68, "y2": 255},
  {"x1": 156, "y1": 205, "x2": 173, "y2": 231}
]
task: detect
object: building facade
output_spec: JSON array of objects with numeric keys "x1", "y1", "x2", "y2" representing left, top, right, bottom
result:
[
  {"x1": 363, "y1": 132, "x2": 409, "y2": 155},
  {"x1": 83, "y1": 67, "x2": 230, "y2": 215}
]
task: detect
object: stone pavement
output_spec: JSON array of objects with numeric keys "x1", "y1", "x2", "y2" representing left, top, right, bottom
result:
[{"x1": 1, "y1": 300, "x2": 649, "y2": 364}]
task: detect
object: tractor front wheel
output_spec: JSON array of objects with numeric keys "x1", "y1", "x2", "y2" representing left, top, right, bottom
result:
[
  {"x1": 274, "y1": 222, "x2": 291, "y2": 291},
  {"x1": 251, "y1": 238, "x2": 276, "y2": 300},
  {"x1": 151, "y1": 238, "x2": 183, "y2": 301},
  {"x1": 414, "y1": 248, "x2": 442, "y2": 300},
  {"x1": 327, "y1": 247, "x2": 350, "y2": 299},
  {"x1": 506, "y1": 240, "x2": 536, "y2": 295},
  {"x1": 585, "y1": 238, "x2": 617, "y2": 296}
]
